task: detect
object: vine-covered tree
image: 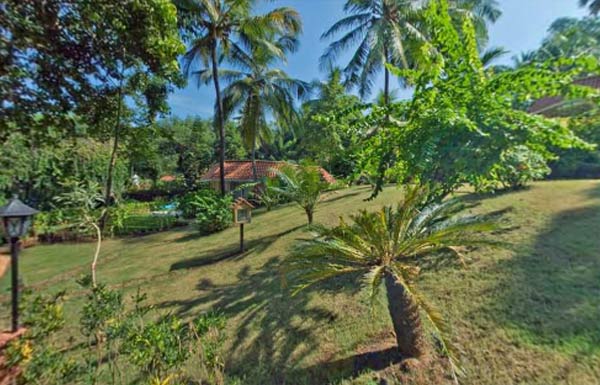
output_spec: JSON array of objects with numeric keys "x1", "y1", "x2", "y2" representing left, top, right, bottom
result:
[{"x1": 358, "y1": 0, "x2": 598, "y2": 200}]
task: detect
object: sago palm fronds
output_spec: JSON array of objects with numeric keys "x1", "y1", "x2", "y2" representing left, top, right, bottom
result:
[{"x1": 283, "y1": 184, "x2": 509, "y2": 381}]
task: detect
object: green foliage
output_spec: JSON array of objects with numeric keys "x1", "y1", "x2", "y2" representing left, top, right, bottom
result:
[
  {"x1": 491, "y1": 146, "x2": 551, "y2": 190},
  {"x1": 121, "y1": 315, "x2": 189, "y2": 379},
  {"x1": 298, "y1": 69, "x2": 365, "y2": 178},
  {"x1": 550, "y1": 112, "x2": 600, "y2": 178},
  {"x1": 7, "y1": 280, "x2": 229, "y2": 385},
  {"x1": 358, "y1": 0, "x2": 597, "y2": 201},
  {"x1": 178, "y1": 189, "x2": 215, "y2": 219},
  {"x1": 0, "y1": 136, "x2": 128, "y2": 210},
  {"x1": 270, "y1": 163, "x2": 331, "y2": 225},
  {"x1": 78, "y1": 277, "x2": 125, "y2": 341},
  {"x1": 1, "y1": 0, "x2": 184, "y2": 144},
  {"x1": 536, "y1": 17, "x2": 600, "y2": 63},
  {"x1": 284, "y1": 184, "x2": 507, "y2": 380},
  {"x1": 233, "y1": 178, "x2": 286, "y2": 211},
  {"x1": 193, "y1": 190, "x2": 233, "y2": 234},
  {"x1": 5, "y1": 291, "x2": 80, "y2": 385},
  {"x1": 54, "y1": 180, "x2": 105, "y2": 234}
]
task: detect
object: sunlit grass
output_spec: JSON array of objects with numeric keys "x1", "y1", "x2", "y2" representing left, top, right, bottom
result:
[{"x1": 1, "y1": 181, "x2": 600, "y2": 384}]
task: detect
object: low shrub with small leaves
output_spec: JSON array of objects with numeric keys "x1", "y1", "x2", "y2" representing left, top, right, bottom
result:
[{"x1": 5, "y1": 278, "x2": 229, "y2": 385}]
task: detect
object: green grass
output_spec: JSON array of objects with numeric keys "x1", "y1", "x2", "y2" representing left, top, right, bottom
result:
[{"x1": 1, "y1": 181, "x2": 600, "y2": 384}]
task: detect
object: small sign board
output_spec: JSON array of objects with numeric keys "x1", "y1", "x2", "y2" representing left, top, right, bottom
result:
[{"x1": 232, "y1": 197, "x2": 254, "y2": 224}]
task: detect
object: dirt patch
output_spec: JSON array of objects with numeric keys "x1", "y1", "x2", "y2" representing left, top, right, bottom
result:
[{"x1": 0, "y1": 255, "x2": 8, "y2": 280}]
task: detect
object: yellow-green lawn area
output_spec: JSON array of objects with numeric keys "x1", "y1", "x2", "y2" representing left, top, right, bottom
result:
[{"x1": 1, "y1": 181, "x2": 600, "y2": 384}]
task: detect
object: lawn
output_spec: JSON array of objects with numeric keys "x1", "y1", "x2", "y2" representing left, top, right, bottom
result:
[{"x1": 1, "y1": 181, "x2": 600, "y2": 384}]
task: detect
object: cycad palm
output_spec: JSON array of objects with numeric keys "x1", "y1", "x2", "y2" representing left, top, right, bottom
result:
[
  {"x1": 216, "y1": 39, "x2": 310, "y2": 179},
  {"x1": 284, "y1": 185, "x2": 506, "y2": 377},
  {"x1": 178, "y1": 0, "x2": 301, "y2": 194}
]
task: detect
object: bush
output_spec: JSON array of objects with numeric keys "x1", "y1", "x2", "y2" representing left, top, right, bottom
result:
[
  {"x1": 178, "y1": 190, "x2": 214, "y2": 219},
  {"x1": 7, "y1": 283, "x2": 229, "y2": 384},
  {"x1": 493, "y1": 146, "x2": 551, "y2": 190},
  {"x1": 193, "y1": 190, "x2": 233, "y2": 235}
]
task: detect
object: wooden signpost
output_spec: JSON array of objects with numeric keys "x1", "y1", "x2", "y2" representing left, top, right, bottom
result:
[{"x1": 232, "y1": 197, "x2": 254, "y2": 252}]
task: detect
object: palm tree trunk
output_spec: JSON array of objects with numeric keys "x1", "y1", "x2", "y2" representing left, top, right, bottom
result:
[
  {"x1": 305, "y1": 208, "x2": 313, "y2": 225},
  {"x1": 384, "y1": 269, "x2": 428, "y2": 360},
  {"x1": 384, "y1": 45, "x2": 390, "y2": 107},
  {"x1": 384, "y1": 65, "x2": 390, "y2": 106},
  {"x1": 211, "y1": 40, "x2": 227, "y2": 196},
  {"x1": 251, "y1": 129, "x2": 257, "y2": 180}
]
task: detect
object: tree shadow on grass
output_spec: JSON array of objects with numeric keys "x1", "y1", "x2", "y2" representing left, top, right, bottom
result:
[
  {"x1": 159, "y1": 252, "x2": 369, "y2": 384},
  {"x1": 169, "y1": 225, "x2": 305, "y2": 271},
  {"x1": 492, "y1": 183, "x2": 600, "y2": 355}
]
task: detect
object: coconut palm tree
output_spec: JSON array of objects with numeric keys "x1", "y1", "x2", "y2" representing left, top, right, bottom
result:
[
  {"x1": 449, "y1": 0, "x2": 502, "y2": 46},
  {"x1": 178, "y1": 0, "x2": 301, "y2": 195},
  {"x1": 580, "y1": 0, "x2": 600, "y2": 15},
  {"x1": 209, "y1": 38, "x2": 310, "y2": 179},
  {"x1": 320, "y1": 0, "x2": 501, "y2": 103},
  {"x1": 283, "y1": 185, "x2": 507, "y2": 379},
  {"x1": 320, "y1": 0, "x2": 425, "y2": 103}
]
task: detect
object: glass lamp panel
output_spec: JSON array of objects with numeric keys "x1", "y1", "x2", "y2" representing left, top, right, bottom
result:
[
  {"x1": 5, "y1": 217, "x2": 23, "y2": 238},
  {"x1": 22, "y1": 216, "x2": 32, "y2": 236}
]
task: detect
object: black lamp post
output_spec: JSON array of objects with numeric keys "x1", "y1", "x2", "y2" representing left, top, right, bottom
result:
[{"x1": 0, "y1": 195, "x2": 38, "y2": 332}]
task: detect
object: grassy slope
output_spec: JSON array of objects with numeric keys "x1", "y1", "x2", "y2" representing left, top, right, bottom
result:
[{"x1": 1, "y1": 181, "x2": 600, "y2": 385}]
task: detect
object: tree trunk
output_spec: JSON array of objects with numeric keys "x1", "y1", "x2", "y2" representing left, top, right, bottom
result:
[
  {"x1": 251, "y1": 129, "x2": 257, "y2": 181},
  {"x1": 100, "y1": 78, "x2": 124, "y2": 231},
  {"x1": 384, "y1": 64, "x2": 390, "y2": 107},
  {"x1": 305, "y1": 208, "x2": 313, "y2": 225},
  {"x1": 384, "y1": 269, "x2": 428, "y2": 360},
  {"x1": 91, "y1": 222, "x2": 102, "y2": 288},
  {"x1": 211, "y1": 40, "x2": 227, "y2": 196}
]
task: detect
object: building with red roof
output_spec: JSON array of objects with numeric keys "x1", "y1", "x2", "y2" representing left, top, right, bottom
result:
[
  {"x1": 529, "y1": 76, "x2": 600, "y2": 117},
  {"x1": 201, "y1": 160, "x2": 336, "y2": 193}
]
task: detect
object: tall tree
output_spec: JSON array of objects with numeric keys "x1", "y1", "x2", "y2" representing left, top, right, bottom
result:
[
  {"x1": 320, "y1": 0, "x2": 501, "y2": 103},
  {"x1": 357, "y1": 0, "x2": 597, "y2": 201},
  {"x1": 1, "y1": 0, "x2": 185, "y2": 217},
  {"x1": 320, "y1": 0, "x2": 425, "y2": 103},
  {"x1": 580, "y1": 0, "x2": 600, "y2": 15},
  {"x1": 216, "y1": 37, "x2": 309, "y2": 179},
  {"x1": 300, "y1": 69, "x2": 365, "y2": 177},
  {"x1": 537, "y1": 17, "x2": 600, "y2": 61},
  {"x1": 178, "y1": 0, "x2": 302, "y2": 195}
]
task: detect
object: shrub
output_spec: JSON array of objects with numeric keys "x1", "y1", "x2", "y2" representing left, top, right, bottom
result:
[
  {"x1": 193, "y1": 191, "x2": 233, "y2": 235},
  {"x1": 178, "y1": 190, "x2": 216, "y2": 219},
  {"x1": 493, "y1": 146, "x2": 551, "y2": 190},
  {"x1": 7, "y1": 282, "x2": 229, "y2": 384}
]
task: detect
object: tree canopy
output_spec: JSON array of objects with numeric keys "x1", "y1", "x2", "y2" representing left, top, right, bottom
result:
[{"x1": 356, "y1": 0, "x2": 598, "y2": 200}]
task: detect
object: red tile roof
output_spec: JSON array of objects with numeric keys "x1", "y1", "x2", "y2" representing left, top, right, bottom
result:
[
  {"x1": 159, "y1": 175, "x2": 177, "y2": 182},
  {"x1": 201, "y1": 160, "x2": 337, "y2": 184},
  {"x1": 529, "y1": 76, "x2": 600, "y2": 115}
]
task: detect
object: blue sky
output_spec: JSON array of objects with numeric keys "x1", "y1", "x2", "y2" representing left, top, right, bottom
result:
[{"x1": 168, "y1": 0, "x2": 588, "y2": 118}]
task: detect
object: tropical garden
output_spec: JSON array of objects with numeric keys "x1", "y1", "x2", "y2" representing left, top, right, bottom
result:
[{"x1": 1, "y1": 0, "x2": 600, "y2": 384}]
